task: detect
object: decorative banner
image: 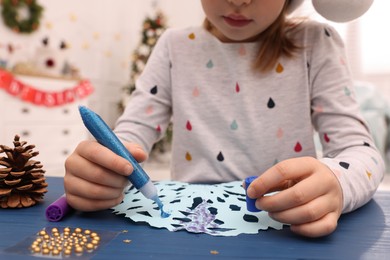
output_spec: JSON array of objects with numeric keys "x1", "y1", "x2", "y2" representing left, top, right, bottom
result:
[{"x1": 0, "y1": 69, "x2": 93, "y2": 107}]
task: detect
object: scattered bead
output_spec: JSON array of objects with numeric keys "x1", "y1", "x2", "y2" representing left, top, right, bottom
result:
[{"x1": 210, "y1": 250, "x2": 219, "y2": 255}]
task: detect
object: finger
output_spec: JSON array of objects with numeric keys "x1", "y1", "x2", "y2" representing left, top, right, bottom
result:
[
  {"x1": 64, "y1": 172, "x2": 127, "y2": 201},
  {"x1": 65, "y1": 152, "x2": 129, "y2": 189},
  {"x1": 123, "y1": 142, "x2": 148, "y2": 163},
  {"x1": 257, "y1": 172, "x2": 330, "y2": 212},
  {"x1": 75, "y1": 140, "x2": 133, "y2": 176},
  {"x1": 66, "y1": 193, "x2": 124, "y2": 212},
  {"x1": 267, "y1": 194, "x2": 338, "y2": 225},
  {"x1": 247, "y1": 157, "x2": 318, "y2": 198},
  {"x1": 290, "y1": 211, "x2": 339, "y2": 237}
]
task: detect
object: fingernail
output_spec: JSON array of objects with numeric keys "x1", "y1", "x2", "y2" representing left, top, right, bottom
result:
[
  {"x1": 124, "y1": 165, "x2": 133, "y2": 175},
  {"x1": 247, "y1": 186, "x2": 254, "y2": 198}
]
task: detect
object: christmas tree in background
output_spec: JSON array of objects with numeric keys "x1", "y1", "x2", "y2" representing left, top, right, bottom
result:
[{"x1": 121, "y1": 10, "x2": 172, "y2": 155}]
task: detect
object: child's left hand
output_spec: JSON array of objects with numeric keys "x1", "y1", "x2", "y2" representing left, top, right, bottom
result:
[{"x1": 246, "y1": 156, "x2": 343, "y2": 238}]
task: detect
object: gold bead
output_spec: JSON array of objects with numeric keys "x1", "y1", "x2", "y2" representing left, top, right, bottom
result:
[
  {"x1": 90, "y1": 232, "x2": 98, "y2": 238},
  {"x1": 91, "y1": 239, "x2": 99, "y2": 245},
  {"x1": 64, "y1": 249, "x2": 72, "y2": 255},
  {"x1": 51, "y1": 227, "x2": 59, "y2": 233},
  {"x1": 75, "y1": 246, "x2": 83, "y2": 254},
  {"x1": 64, "y1": 227, "x2": 71, "y2": 233},
  {"x1": 33, "y1": 247, "x2": 41, "y2": 253},
  {"x1": 75, "y1": 227, "x2": 82, "y2": 233},
  {"x1": 42, "y1": 248, "x2": 50, "y2": 255},
  {"x1": 86, "y1": 243, "x2": 94, "y2": 250},
  {"x1": 52, "y1": 249, "x2": 60, "y2": 255},
  {"x1": 84, "y1": 230, "x2": 91, "y2": 235},
  {"x1": 39, "y1": 230, "x2": 47, "y2": 236}
]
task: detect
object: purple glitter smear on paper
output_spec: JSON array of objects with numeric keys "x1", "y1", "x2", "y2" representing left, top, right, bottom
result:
[{"x1": 173, "y1": 200, "x2": 220, "y2": 233}]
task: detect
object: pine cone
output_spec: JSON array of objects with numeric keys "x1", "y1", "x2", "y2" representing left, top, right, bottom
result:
[{"x1": 0, "y1": 135, "x2": 48, "y2": 208}]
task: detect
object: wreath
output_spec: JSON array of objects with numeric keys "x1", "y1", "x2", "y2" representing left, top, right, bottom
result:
[{"x1": 1, "y1": 0, "x2": 43, "y2": 33}]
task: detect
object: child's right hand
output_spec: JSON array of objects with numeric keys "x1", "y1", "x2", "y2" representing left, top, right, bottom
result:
[{"x1": 64, "y1": 140, "x2": 148, "y2": 211}]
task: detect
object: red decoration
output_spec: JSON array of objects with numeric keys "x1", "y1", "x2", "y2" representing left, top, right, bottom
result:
[{"x1": 0, "y1": 69, "x2": 93, "y2": 107}]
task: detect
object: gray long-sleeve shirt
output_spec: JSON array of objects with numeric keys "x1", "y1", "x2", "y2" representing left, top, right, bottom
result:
[{"x1": 115, "y1": 21, "x2": 384, "y2": 213}]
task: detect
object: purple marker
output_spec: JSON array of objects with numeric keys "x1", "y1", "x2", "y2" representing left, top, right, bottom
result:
[
  {"x1": 45, "y1": 194, "x2": 72, "y2": 222},
  {"x1": 245, "y1": 176, "x2": 261, "y2": 212}
]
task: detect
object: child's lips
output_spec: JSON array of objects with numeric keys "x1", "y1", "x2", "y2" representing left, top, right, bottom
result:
[{"x1": 223, "y1": 15, "x2": 252, "y2": 27}]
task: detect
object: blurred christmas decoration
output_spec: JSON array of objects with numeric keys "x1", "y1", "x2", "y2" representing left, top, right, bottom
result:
[
  {"x1": 0, "y1": 135, "x2": 48, "y2": 208},
  {"x1": 120, "y1": 10, "x2": 172, "y2": 155},
  {"x1": 1, "y1": 0, "x2": 44, "y2": 34},
  {"x1": 0, "y1": 68, "x2": 93, "y2": 107},
  {"x1": 121, "y1": 10, "x2": 167, "y2": 108},
  {"x1": 12, "y1": 37, "x2": 81, "y2": 80}
]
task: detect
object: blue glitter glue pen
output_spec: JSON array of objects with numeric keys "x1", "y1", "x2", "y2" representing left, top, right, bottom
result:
[{"x1": 79, "y1": 106, "x2": 169, "y2": 218}]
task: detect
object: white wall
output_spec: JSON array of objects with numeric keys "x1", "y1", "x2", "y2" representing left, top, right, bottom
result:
[{"x1": 0, "y1": 0, "x2": 204, "y2": 126}]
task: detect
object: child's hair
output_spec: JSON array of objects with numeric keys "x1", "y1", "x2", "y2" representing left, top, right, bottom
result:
[{"x1": 203, "y1": 0, "x2": 302, "y2": 72}]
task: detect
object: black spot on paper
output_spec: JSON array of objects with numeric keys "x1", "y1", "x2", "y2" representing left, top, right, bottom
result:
[
  {"x1": 229, "y1": 205, "x2": 241, "y2": 211},
  {"x1": 208, "y1": 227, "x2": 236, "y2": 232},
  {"x1": 217, "y1": 197, "x2": 225, "y2": 203},
  {"x1": 208, "y1": 207, "x2": 218, "y2": 215},
  {"x1": 179, "y1": 210, "x2": 192, "y2": 217},
  {"x1": 126, "y1": 206, "x2": 142, "y2": 210},
  {"x1": 243, "y1": 214, "x2": 259, "y2": 223},
  {"x1": 188, "y1": 197, "x2": 203, "y2": 210},
  {"x1": 137, "y1": 211, "x2": 152, "y2": 217},
  {"x1": 170, "y1": 199, "x2": 181, "y2": 204},
  {"x1": 173, "y1": 217, "x2": 192, "y2": 223},
  {"x1": 206, "y1": 199, "x2": 213, "y2": 204},
  {"x1": 171, "y1": 224, "x2": 182, "y2": 228},
  {"x1": 224, "y1": 190, "x2": 245, "y2": 197},
  {"x1": 214, "y1": 219, "x2": 224, "y2": 225}
]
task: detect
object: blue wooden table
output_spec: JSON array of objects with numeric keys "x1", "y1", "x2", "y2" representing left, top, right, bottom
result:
[{"x1": 0, "y1": 177, "x2": 389, "y2": 259}]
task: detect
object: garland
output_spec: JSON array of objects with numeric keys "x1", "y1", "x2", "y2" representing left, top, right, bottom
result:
[
  {"x1": 1, "y1": 0, "x2": 43, "y2": 33},
  {"x1": 0, "y1": 69, "x2": 94, "y2": 107}
]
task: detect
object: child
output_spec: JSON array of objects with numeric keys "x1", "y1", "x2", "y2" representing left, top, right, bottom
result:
[{"x1": 64, "y1": 0, "x2": 384, "y2": 237}]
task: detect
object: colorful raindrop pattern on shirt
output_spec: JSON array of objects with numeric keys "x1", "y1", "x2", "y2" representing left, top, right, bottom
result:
[{"x1": 141, "y1": 29, "x2": 376, "y2": 190}]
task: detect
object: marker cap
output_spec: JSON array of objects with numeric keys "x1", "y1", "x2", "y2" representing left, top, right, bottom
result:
[
  {"x1": 245, "y1": 176, "x2": 261, "y2": 212},
  {"x1": 45, "y1": 195, "x2": 72, "y2": 222}
]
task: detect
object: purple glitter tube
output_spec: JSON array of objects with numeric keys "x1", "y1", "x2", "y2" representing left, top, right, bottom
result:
[
  {"x1": 245, "y1": 176, "x2": 261, "y2": 212},
  {"x1": 45, "y1": 194, "x2": 72, "y2": 222}
]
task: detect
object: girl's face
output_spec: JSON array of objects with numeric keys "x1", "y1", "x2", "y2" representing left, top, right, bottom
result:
[{"x1": 201, "y1": 0, "x2": 286, "y2": 42}]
